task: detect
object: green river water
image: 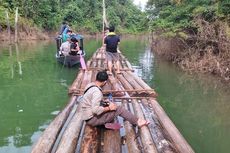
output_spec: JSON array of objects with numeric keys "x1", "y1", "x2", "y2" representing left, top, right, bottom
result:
[{"x1": 0, "y1": 37, "x2": 230, "y2": 153}]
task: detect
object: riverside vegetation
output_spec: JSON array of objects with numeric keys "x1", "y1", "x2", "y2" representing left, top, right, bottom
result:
[
  {"x1": 0, "y1": 0, "x2": 229, "y2": 81},
  {"x1": 146, "y1": 0, "x2": 230, "y2": 82}
]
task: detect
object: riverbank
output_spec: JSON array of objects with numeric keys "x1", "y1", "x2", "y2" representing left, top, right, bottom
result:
[{"x1": 151, "y1": 20, "x2": 230, "y2": 83}]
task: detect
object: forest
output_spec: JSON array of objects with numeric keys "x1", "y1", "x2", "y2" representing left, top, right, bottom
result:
[
  {"x1": 0, "y1": 0, "x2": 229, "y2": 81},
  {"x1": 0, "y1": 0, "x2": 146, "y2": 33}
]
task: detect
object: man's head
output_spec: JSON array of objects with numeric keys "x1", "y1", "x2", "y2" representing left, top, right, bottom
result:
[
  {"x1": 71, "y1": 37, "x2": 78, "y2": 43},
  {"x1": 67, "y1": 29, "x2": 72, "y2": 34},
  {"x1": 96, "y1": 71, "x2": 108, "y2": 86},
  {"x1": 109, "y1": 26, "x2": 115, "y2": 32}
]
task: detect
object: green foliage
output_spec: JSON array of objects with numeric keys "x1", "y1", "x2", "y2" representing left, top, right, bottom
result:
[
  {"x1": 146, "y1": 0, "x2": 229, "y2": 35},
  {"x1": 0, "y1": 0, "x2": 146, "y2": 33}
]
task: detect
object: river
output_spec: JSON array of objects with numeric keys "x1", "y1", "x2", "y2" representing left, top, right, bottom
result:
[{"x1": 0, "y1": 36, "x2": 230, "y2": 153}]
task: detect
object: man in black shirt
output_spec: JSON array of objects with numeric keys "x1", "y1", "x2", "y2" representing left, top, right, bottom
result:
[{"x1": 104, "y1": 26, "x2": 121, "y2": 75}]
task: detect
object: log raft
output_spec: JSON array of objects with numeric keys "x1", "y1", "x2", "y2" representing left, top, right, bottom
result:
[{"x1": 31, "y1": 47, "x2": 194, "y2": 153}]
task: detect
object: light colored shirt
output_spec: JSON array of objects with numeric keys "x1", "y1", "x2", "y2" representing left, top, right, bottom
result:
[
  {"x1": 80, "y1": 82, "x2": 104, "y2": 120},
  {"x1": 60, "y1": 41, "x2": 70, "y2": 55}
]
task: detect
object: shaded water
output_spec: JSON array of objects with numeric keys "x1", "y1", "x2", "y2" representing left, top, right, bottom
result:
[{"x1": 0, "y1": 37, "x2": 229, "y2": 153}]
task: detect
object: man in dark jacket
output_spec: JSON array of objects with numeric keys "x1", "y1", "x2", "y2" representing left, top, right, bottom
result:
[{"x1": 104, "y1": 26, "x2": 121, "y2": 75}]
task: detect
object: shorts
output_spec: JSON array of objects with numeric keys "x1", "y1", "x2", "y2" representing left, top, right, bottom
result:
[{"x1": 106, "y1": 52, "x2": 120, "y2": 62}]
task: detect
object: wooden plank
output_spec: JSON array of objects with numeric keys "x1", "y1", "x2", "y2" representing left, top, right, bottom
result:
[{"x1": 31, "y1": 96, "x2": 77, "y2": 153}]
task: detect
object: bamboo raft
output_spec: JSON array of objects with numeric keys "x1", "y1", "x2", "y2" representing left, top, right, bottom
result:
[{"x1": 31, "y1": 47, "x2": 194, "y2": 153}]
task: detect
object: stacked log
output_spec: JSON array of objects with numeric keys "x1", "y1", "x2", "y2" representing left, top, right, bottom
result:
[
  {"x1": 32, "y1": 47, "x2": 194, "y2": 153},
  {"x1": 31, "y1": 96, "x2": 78, "y2": 153}
]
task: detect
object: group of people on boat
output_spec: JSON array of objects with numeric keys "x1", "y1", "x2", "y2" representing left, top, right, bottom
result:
[{"x1": 58, "y1": 21, "x2": 81, "y2": 56}]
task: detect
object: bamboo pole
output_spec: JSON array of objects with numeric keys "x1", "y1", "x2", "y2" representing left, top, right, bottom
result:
[
  {"x1": 14, "y1": 7, "x2": 18, "y2": 43},
  {"x1": 31, "y1": 96, "x2": 77, "y2": 153},
  {"x1": 149, "y1": 98, "x2": 194, "y2": 153}
]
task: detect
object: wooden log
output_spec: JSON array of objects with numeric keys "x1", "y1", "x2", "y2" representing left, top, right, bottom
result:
[
  {"x1": 55, "y1": 105, "x2": 83, "y2": 153},
  {"x1": 31, "y1": 96, "x2": 77, "y2": 153},
  {"x1": 149, "y1": 98, "x2": 194, "y2": 153},
  {"x1": 127, "y1": 71, "x2": 157, "y2": 97},
  {"x1": 80, "y1": 70, "x2": 93, "y2": 91},
  {"x1": 116, "y1": 74, "x2": 136, "y2": 96},
  {"x1": 122, "y1": 71, "x2": 145, "y2": 95},
  {"x1": 108, "y1": 75, "x2": 125, "y2": 96},
  {"x1": 140, "y1": 99, "x2": 176, "y2": 152},
  {"x1": 80, "y1": 125, "x2": 101, "y2": 153},
  {"x1": 122, "y1": 100, "x2": 141, "y2": 153},
  {"x1": 131, "y1": 99, "x2": 158, "y2": 153},
  {"x1": 69, "y1": 70, "x2": 84, "y2": 94},
  {"x1": 103, "y1": 129, "x2": 121, "y2": 153}
]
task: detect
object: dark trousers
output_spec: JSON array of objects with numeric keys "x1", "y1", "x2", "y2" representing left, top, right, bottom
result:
[{"x1": 86, "y1": 106, "x2": 138, "y2": 126}]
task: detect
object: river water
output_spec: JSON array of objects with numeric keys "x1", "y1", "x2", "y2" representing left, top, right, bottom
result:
[{"x1": 0, "y1": 36, "x2": 229, "y2": 153}]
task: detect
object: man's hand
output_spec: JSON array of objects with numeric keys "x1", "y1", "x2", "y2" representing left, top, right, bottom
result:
[{"x1": 108, "y1": 102, "x2": 117, "y2": 111}]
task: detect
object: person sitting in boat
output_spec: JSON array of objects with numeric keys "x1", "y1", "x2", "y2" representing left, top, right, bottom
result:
[
  {"x1": 80, "y1": 71, "x2": 150, "y2": 129},
  {"x1": 62, "y1": 29, "x2": 73, "y2": 42},
  {"x1": 69, "y1": 37, "x2": 80, "y2": 56},
  {"x1": 59, "y1": 36, "x2": 71, "y2": 56}
]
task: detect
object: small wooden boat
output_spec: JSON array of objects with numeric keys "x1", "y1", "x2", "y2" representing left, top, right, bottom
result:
[{"x1": 55, "y1": 34, "x2": 85, "y2": 67}]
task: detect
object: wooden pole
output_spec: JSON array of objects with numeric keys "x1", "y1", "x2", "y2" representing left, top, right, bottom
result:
[
  {"x1": 5, "y1": 10, "x2": 11, "y2": 43},
  {"x1": 15, "y1": 7, "x2": 18, "y2": 43}
]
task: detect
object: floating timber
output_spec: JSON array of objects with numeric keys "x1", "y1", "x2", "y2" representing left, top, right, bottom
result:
[{"x1": 31, "y1": 47, "x2": 194, "y2": 153}]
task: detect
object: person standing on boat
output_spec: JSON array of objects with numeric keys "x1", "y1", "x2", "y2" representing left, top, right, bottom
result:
[
  {"x1": 80, "y1": 71, "x2": 149, "y2": 129},
  {"x1": 59, "y1": 21, "x2": 68, "y2": 35},
  {"x1": 60, "y1": 36, "x2": 71, "y2": 56},
  {"x1": 69, "y1": 37, "x2": 80, "y2": 56},
  {"x1": 104, "y1": 26, "x2": 121, "y2": 75}
]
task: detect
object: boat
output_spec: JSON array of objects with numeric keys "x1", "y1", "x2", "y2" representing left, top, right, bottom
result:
[{"x1": 55, "y1": 34, "x2": 85, "y2": 67}]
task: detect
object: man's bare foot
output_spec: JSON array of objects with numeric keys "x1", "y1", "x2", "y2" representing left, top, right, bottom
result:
[{"x1": 137, "y1": 119, "x2": 150, "y2": 128}]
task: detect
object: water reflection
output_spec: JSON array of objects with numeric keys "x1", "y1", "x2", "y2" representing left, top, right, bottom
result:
[{"x1": 0, "y1": 37, "x2": 230, "y2": 153}]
